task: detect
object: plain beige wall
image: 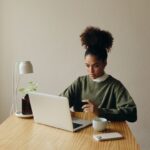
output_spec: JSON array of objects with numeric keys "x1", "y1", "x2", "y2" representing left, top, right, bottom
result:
[{"x1": 1, "y1": 0, "x2": 150, "y2": 149}]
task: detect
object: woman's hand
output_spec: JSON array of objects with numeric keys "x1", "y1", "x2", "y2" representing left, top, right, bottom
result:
[{"x1": 81, "y1": 100, "x2": 98, "y2": 114}]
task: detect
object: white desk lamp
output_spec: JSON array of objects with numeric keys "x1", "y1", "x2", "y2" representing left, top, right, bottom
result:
[
  {"x1": 11, "y1": 61, "x2": 34, "y2": 117},
  {"x1": 19, "y1": 61, "x2": 33, "y2": 75}
]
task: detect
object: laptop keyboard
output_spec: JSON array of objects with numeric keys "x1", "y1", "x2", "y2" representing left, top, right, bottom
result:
[{"x1": 73, "y1": 123, "x2": 82, "y2": 129}]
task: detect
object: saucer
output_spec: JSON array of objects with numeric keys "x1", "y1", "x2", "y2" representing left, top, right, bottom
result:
[{"x1": 15, "y1": 112, "x2": 33, "y2": 118}]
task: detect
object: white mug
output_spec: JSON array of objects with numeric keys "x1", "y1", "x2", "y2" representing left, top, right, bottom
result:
[{"x1": 92, "y1": 117, "x2": 108, "y2": 131}]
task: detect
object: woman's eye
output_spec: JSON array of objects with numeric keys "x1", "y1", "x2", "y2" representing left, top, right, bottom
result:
[
  {"x1": 86, "y1": 64, "x2": 90, "y2": 68},
  {"x1": 94, "y1": 64, "x2": 100, "y2": 68}
]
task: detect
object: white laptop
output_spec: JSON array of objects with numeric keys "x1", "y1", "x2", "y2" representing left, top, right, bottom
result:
[{"x1": 29, "y1": 92, "x2": 91, "y2": 132}]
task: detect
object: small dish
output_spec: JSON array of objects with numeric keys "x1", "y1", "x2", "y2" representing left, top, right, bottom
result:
[{"x1": 15, "y1": 112, "x2": 33, "y2": 118}]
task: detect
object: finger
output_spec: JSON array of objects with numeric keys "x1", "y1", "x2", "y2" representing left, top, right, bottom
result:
[
  {"x1": 82, "y1": 99, "x2": 89, "y2": 103},
  {"x1": 87, "y1": 100, "x2": 94, "y2": 105},
  {"x1": 83, "y1": 107, "x2": 93, "y2": 112},
  {"x1": 83, "y1": 108, "x2": 89, "y2": 112},
  {"x1": 82, "y1": 104, "x2": 91, "y2": 109},
  {"x1": 82, "y1": 102, "x2": 93, "y2": 109}
]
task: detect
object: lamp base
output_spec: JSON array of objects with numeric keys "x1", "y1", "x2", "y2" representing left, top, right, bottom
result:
[{"x1": 15, "y1": 112, "x2": 33, "y2": 118}]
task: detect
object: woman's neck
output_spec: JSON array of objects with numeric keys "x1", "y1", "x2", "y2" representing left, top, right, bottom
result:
[{"x1": 92, "y1": 73, "x2": 109, "y2": 82}]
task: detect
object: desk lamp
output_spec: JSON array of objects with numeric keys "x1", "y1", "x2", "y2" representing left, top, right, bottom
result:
[{"x1": 11, "y1": 61, "x2": 33, "y2": 118}]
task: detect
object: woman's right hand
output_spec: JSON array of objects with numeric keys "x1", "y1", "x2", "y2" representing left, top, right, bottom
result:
[{"x1": 81, "y1": 100, "x2": 98, "y2": 114}]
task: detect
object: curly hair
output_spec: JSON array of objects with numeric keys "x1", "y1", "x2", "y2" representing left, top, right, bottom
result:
[{"x1": 80, "y1": 26, "x2": 113, "y2": 61}]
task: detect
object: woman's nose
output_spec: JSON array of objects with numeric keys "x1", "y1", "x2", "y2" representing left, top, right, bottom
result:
[{"x1": 89, "y1": 67, "x2": 94, "y2": 73}]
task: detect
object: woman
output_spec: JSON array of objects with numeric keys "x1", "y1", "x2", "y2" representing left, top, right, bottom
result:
[{"x1": 60, "y1": 26, "x2": 137, "y2": 122}]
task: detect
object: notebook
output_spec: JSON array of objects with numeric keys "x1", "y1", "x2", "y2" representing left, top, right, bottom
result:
[{"x1": 29, "y1": 92, "x2": 91, "y2": 132}]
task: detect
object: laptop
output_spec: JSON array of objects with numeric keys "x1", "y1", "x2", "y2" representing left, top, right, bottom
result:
[{"x1": 29, "y1": 92, "x2": 91, "y2": 132}]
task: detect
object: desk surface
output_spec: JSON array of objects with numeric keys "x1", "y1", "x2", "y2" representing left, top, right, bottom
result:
[{"x1": 0, "y1": 112, "x2": 140, "y2": 150}]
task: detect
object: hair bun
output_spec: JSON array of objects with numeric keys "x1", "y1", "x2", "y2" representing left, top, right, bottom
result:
[{"x1": 80, "y1": 26, "x2": 113, "y2": 52}]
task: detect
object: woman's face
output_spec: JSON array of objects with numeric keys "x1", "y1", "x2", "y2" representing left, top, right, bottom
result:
[{"x1": 84, "y1": 54, "x2": 106, "y2": 79}]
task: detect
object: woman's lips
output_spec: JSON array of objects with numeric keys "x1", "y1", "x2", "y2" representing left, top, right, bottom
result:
[{"x1": 89, "y1": 74, "x2": 96, "y2": 79}]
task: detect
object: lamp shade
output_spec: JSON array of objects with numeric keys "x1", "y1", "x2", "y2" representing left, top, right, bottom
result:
[{"x1": 18, "y1": 61, "x2": 33, "y2": 75}]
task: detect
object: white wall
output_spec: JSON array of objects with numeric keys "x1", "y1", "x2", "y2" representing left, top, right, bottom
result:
[
  {"x1": 1, "y1": 0, "x2": 150, "y2": 149},
  {"x1": 0, "y1": 0, "x2": 2, "y2": 121}
]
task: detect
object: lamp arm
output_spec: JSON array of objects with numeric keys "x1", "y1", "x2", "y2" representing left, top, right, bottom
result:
[
  {"x1": 10, "y1": 63, "x2": 16, "y2": 115},
  {"x1": 15, "y1": 76, "x2": 20, "y2": 112},
  {"x1": 10, "y1": 62, "x2": 21, "y2": 115}
]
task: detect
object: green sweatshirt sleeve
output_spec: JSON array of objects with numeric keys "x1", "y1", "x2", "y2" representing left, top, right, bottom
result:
[
  {"x1": 98, "y1": 82, "x2": 137, "y2": 122},
  {"x1": 59, "y1": 78, "x2": 81, "y2": 108}
]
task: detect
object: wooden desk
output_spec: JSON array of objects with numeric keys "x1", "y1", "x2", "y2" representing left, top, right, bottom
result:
[{"x1": 0, "y1": 112, "x2": 140, "y2": 150}]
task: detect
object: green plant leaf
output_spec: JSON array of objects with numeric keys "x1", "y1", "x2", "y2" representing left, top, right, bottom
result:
[{"x1": 18, "y1": 81, "x2": 38, "y2": 95}]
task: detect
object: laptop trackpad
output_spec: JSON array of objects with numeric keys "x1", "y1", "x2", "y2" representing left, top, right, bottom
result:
[{"x1": 72, "y1": 117, "x2": 91, "y2": 129}]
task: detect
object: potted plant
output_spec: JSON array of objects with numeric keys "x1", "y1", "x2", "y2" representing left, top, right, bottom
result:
[{"x1": 19, "y1": 81, "x2": 38, "y2": 115}]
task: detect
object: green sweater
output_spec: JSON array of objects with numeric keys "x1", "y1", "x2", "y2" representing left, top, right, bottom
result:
[{"x1": 60, "y1": 75, "x2": 137, "y2": 122}]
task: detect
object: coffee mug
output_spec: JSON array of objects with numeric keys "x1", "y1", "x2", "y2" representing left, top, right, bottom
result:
[{"x1": 92, "y1": 117, "x2": 108, "y2": 131}]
